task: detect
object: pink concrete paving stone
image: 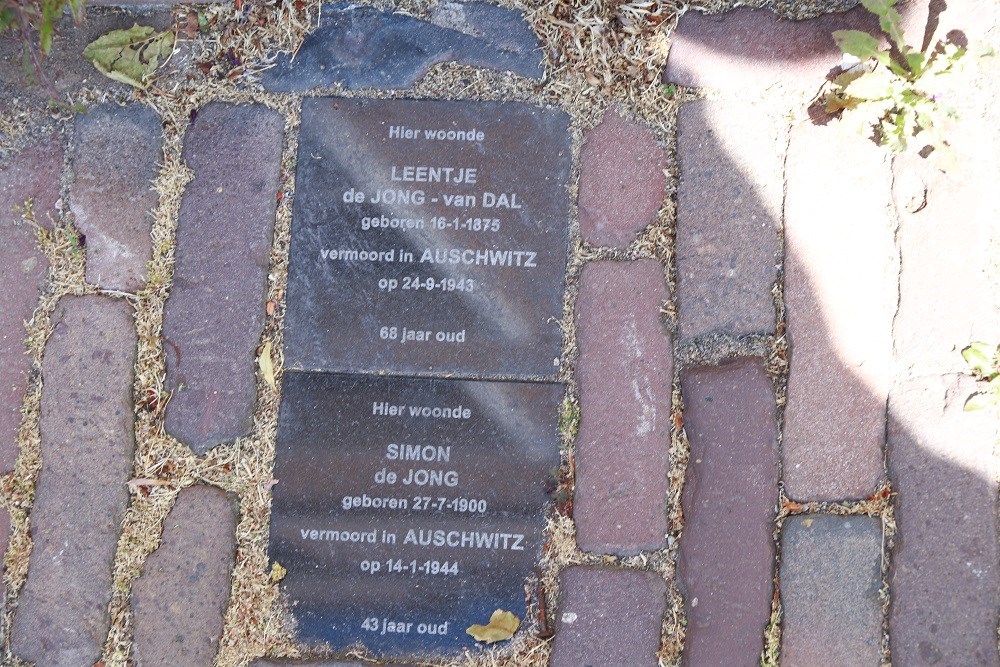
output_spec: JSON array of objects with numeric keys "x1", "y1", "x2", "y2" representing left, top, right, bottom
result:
[
  {"x1": 578, "y1": 109, "x2": 666, "y2": 248},
  {"x1": 573, "y1": 260, "x2": 671, "y2": 555},
  {"x1": 70, "y1": 104, "x2": 163, "y2": 292},
  {"x1": 0, "y1": 137, "x2": 62, "y2": 474},
  {"x1": 679, "y1": 358, "x2": 778, "y2": 666},
  {"x1": 675, "y1": 98, "x2": 782, "y2": 341},
  {"x1": 163, "y1": 103, "x2": 283, "y2": 453},
  {"x1": 132, "y1": 485, "x2": 239, "y2": 666},
  {"x1": 11, "y1": 296, "x2": 136, "y2": 665},
  {"x1": 663, "y1": 6, "x2": 880, "y2": 91},
  {"x1": 783, "y1": 121, "x2": 894, "y2": 502},
  {"x1": 550, "y1": 566, "x2": 666, "y2": 666}
]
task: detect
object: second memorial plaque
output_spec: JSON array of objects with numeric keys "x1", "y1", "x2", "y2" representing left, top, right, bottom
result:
[
  {"x1": 269, "y1": 372, "x2": 562, "y2": 656},
  {"x1": 284, "y1": 98, "x2": 572, "y2": 380}
]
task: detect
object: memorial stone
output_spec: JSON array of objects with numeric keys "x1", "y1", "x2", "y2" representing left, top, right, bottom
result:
[
  {"x1": 271, "y1": 97, "x2": 571, "y2": 659},
  {"x1": 283, "y1": 97, "x2": 571, "y2": 380}
]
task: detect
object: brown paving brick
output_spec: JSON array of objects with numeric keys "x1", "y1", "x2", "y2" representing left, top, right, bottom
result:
[
  {"x1": 70, "y1": 104, "x2": 163, "y2": 292},
  {"x1": 132, "y1": 485, "x2": 239, "y2": 666},
  {"x1": 11, "y1": 295, "x2": 136, "y2": 665},
  {"x1": 664, "y1": 6, "x2": 881, "y2": 91},
  {"x1": 782, "y1": 121, "x2": 894, "y2": 502},
  {"x1": 573, "y1": 260, "x2": 671, "y2": 555},
  {"x1": 578, "y1": 109, "x2": 667, "y2": 248},
  {"x1": 163, "y1": 103, "x2": 283, "y2": 453},
  {"x1": 678, "y1": 358, "x2": 778, "y2": 665},
  {"x1": 780, "y1": 514, "x2": 882, "y2": 666},
  {"x1": 550, "y1": 566, "x2": 666, "y2": 667},
  {"x1": 888, "y1": 375, "x2": 999, "y2": 664},
  {"x1": 675, "y1": 98, "x2": 782, "y2": 341},
  {"x1": 0, "y1": 137, "x2": 62, "y2": 474}
]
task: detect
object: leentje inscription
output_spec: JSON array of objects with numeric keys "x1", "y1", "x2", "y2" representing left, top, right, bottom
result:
[
  {"x1": 282, "y1": 97, "x2": 572, "y2": 380},
  {"x1": 268, "y1": 373, "x2": 562, "y2": 655}
]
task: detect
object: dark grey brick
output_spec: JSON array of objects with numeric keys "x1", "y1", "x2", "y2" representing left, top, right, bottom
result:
[
  {"x1": 262, "y1": 3, "x2": 542, "y2": 92},
  {"x1": 11, "y1": 296, "x2": 136, "y2": 665},
  {"x1": 780, "y1": 514, "x2": 882, "y2": 666}
]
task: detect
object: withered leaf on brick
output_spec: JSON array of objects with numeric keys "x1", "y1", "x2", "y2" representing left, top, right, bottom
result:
[{"x1": 466, "y1": 609, "x2": 520, "y2": 644}]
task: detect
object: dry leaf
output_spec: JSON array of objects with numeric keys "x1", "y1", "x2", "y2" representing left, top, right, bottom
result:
[
  {"x1": 466, "y1": 609, "x2": 520, "y2": 643},
  {"x1": 258, "y1": 340, "x2": 276, "y2": 388},
  {"x1": 270, "y1": 561, "x2": 286, "y2": 583},
  {"x1": 82, "y1": 24, "x2": 175, "y2": 89}
]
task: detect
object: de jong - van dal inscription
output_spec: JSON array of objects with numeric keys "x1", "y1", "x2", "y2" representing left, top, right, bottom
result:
[
  {"x1": 282, "y1": 97, "x2": 572, "y2": 380},
  {"x1": 268, "y1": 373, "x2": 562, "y2": 656}
]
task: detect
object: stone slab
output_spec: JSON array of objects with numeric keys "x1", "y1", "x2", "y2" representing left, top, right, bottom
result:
[
  {"x1": 70, "y1": 103, "x2": 163, "y2": 292},
  {"x1": 268, "y1": 372, "x2": 562, "y2": 657},
  {"x1": 11, "y1": 296, "x2": 136, "y2": 665},
  {"x1": 283, "y1": 97, "x2": 571, "y2": 381},
  {"x1": 262, "y1": 3, "x2": 542, "y2": 92},
  {"x1": 0, "y1": 137, "x2": 62, "y2": 474},
  {"x1": 675, "y1": 98, "x2": 782, "y2": 341},
  {"x1": 550, "y1": 566, "x2": 665, "y2": 667},
  {"x1": 163, "y1": 103, "x2": 283, "y2": 453},
  {"x1": 780, "y1": 514, "x2": 883, "y2": 665},
  {"x1": 573, "y1": 260, "x2": 671, "y2": 554},
  {"x1": 578, "y1": 110, "x2": 667, "y2": 248},
  {"x1": 664, "y1": 6, "x2": 881, "y2": 90},
  {"x1": 783, "y1": 121, "x2": 894, "y2": 501},
  {"x1": 132, "y1": 485, "x2": 239, "y2": 667},
  {"x1": 888, "y1": 374, "x2": 999, "y2": 665},
  {"x1": 678, "y1": 358, "x2": 778, "y2": 666}
]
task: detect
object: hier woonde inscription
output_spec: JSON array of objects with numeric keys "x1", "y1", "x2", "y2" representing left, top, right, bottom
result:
[
  {"x1": 283, "y1": 98, "x2": 572, "y2": 379},
  {"x1": 271, "y1": 98, "x2": 571, "y2": 658}
]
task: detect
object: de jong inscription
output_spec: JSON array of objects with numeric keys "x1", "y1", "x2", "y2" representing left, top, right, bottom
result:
[{"x1": 283, "y1": 97, "x2": 572, "y2": 380}]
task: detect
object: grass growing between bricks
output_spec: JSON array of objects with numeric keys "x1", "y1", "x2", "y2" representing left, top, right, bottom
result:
[{"x1": 0, "y1": 0, "x2": 910, "y2": 664}]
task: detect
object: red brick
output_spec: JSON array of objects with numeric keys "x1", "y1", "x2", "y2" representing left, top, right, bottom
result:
[
  {"x1": 888, "y1": 375, "x2": 999, "y2": 663},
  {"x1": 573, "y1": 260, "x2": 671, "y2": 555},
  {"x1": 782, "y1": 121, "x2": 894, "y2": 501},
  {"x1": 780, "y1": 514, "x2": 883, "y2": 665},
  {"x1": 678, "y1": 358, "x2": 778, "y2": 665},
  {"x1": 675, "y1": 98, "x2": 782, "y2": 340},
  {"x1": 0, "y1": 137, "x2": 62, "y2": 474},
  {"x1": 132, "y1": 485, "x2": 238, "y2": 666},
  {"x1": 664, "y1": 6, "x2": 880, "y2": 91},
  {"x1": 70, "y1": 104, "x2": 163, "y2": 292},
  {"x1": 163, "y1": 103, "x2": 283, "y2": 453},
  {"x1": 578, "y1": 110, "x2": 666, "y2": 248},
  {"x1": 550, "y1": 566, "x2": 666, "y2": 667},
  {"x1": 11, "y1": 296, "x2": 136, "y2": 665}
]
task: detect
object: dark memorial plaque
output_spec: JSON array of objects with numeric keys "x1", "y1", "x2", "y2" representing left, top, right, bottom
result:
[
  {"x1": 269, "y1": 373, "x2": 562, "y2": 656},
  {"x1": 283, "y1": 97, "x2": 571, "y2": 380}
]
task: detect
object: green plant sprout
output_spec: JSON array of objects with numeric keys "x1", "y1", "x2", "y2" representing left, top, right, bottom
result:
[
  {"x1": 1, "y1": 0, "x2": 85, "y2": 94},
  {"x1": 962, "y1": 341, "x2": 1000, "y2": 411},
  {"x1": 825, "y1": 0, "x2": 990, "y2": 164}
]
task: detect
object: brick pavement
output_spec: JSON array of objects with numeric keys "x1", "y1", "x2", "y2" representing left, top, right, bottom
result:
[{"x1": 0, "y1": 1, "x2": 996, "y2": 666}]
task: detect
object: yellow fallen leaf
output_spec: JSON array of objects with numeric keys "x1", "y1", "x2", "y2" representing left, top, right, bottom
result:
[
  {"x1": 270, "y1": 561, "x2": 286, "y2": 583},
  {"x1": 466, "y1": 609, "x2": 520, "y2": 643},
  {"x1": 259, "y1": 340, "x2": 276, "y2": 389}
]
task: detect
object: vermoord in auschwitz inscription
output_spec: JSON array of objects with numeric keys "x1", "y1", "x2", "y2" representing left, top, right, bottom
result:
[
  {"x1": 268, "y1": 373, "x2": 562, "y2": 656},
  {"x1": 283, "y1": 97, "x2": 572, "y2": 380}
]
